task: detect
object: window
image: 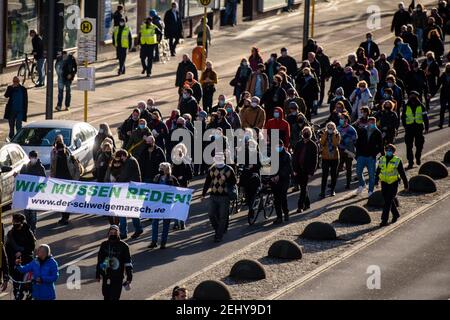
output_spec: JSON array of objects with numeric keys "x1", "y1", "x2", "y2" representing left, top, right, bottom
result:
[
  {"x1": 60, "y1": 0, "x2": 81, "y2": 50},
  {"x1": 12, "y1": 128, "x2": 72, "y2": 147},
  {"x1": 6, "y1": 0, "x2": 38, "y2": 63},
  {"x1": 0, "y1": 149, "x2": 13, "y2": 167},
  {"x1": 258, "y1": 0, "x2": 288, "y2": 12},
  {"x1": 102, "y1": 0, "x2": 138, "y2": 42},
  {"x1": 147, "y1": 0, "x2": 173, "y2": 13},
  {"x1": 8, "y1": 148, "x2": 24, "y2": 166}
]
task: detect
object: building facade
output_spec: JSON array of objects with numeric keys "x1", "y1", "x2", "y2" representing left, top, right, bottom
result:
[{"x1": 0, "y1": 0, "x2": 301, "y2": 72}]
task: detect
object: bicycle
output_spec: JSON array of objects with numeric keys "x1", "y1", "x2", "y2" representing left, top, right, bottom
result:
[
  {"x1": 17, "y1": 53, "x2": 38, "y2": 85},
  {"x1": 248, "y1": 176, "x2": 275, "y2": 225}
]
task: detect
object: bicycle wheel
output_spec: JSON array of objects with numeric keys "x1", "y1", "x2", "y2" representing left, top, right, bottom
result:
[
  {"x1": 31, "y1": 63, "x2": 39, "y2": 85},
  {"x1": 263, "y1": 193, "x2": 275, "y2": 219},
  {"x1": 248, "y1": 196, "x2": 261, "y2": 225},
  {"x1": 17, "y1": 64, "x2": 27, "y2": 85}
]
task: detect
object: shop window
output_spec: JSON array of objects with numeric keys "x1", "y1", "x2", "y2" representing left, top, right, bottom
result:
[{"x1": 102, "y1": 0, "x2": 138, "y2": 42}]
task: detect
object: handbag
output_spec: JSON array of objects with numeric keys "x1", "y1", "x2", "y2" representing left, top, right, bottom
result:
[{"x1": 229, "y1": 77, "x2": 237, "y2": 87}]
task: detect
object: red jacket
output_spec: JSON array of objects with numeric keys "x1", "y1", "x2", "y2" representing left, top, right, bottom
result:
[{"x1": 265, "y1": 107, "x2": 291, "y2": 148}]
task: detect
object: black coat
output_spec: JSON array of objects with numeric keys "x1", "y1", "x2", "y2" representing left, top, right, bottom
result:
[
  {"x1": 62, "y1": 55, "x2": 77, "y2": 82},
  {"x1": 20, "y1": 160, "x2": 46, "y2": 177},
  {"x1": 179, "y1": 96, "x2": 199, "y2": 120},
  {"x1": 359, "y1": 40, "x2": 380, "y2": 60},
  {"x1": 316, "y1": 53, "x2": 331, "y2": 79},
  {"x1": 405, "y1": 70, "x2": 429, "y2": 96},
  {"x1": 175, "y1": 61, "x2": 198, "y2": 87},
  {"x1": 231, "y1": 66, "x2": 252, "y2": 96},
  {"x1": 172, "y1": 162, "x2": 193, "y2": 187},
  {"x1": 138, "y1": 146, "x2": 166, "y2": 183},
  {"x1": 292, "y1": 139, "x2": 318, "y2": 176},
  {"x1": 296, "y1": 76, "x2": 319, "y2": 103},
  {"x1": 118, "y1": 117, "x2": 139, "y2": 147},
  {"x1": 355, "y1": 127, "x2": 383, "y2": 159},
  {"x1": 437, "y1": 72, "x2": 450, "y2": 101},
  {"x1": 118, "y1": 156, "x2": 141, "y2": 183},
  {"x1": 5, "y1": 223, "x2": 36, "y2": 273},
  {"x1": 401, "y1": 31, "x2": 418, "y2": 58},
  {"x1": 4, "y1": 84, "x2": 28, "y2": 122},
  {"x1": 261, "y1": 86, "x2": 286, "y2": 119},
  {"x1": 164, "y1": 9, "x2": 183, "y2": 38},
  {"x1": 277, "y1": 55, "x2": 298, "y2": 77},
  {"x1": 391, "y1": 10, "x2": 411, "y2": 36},
  {"x1": 272, "y1": 149, "x2": 292, "y2": 190},
  {"x1": 31, "y1": 35, "x2": 44, "y2": 59}
]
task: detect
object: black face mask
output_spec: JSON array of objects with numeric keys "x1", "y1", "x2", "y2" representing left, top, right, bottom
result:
[
  {"x1": 13, "y1": 224, "x2": 22, "y2": 230},
  {"x1": 109, "y1": 235, "x2": 119, "y2": 241}
]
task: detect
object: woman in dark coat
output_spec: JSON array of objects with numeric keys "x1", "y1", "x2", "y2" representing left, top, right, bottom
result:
[
  {"x1": 93, "y1": 123, "x2": 116, "y2": 162},
  {"x1": 231, "y1": 58, "x2": 252, "y2": 104},
  {"x1": 248, "y1": 47, "x2": 264, "y2": 72}
]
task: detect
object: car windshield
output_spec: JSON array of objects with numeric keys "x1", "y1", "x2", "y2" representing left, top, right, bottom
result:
[{"x1": 12, "y1": 128, "x2": 72, "y2": 147}]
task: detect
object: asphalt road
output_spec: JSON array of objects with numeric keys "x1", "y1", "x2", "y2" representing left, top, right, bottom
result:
[
  {"x1": 1, "y1": 0, "x2": 449, "y2": 300},
  {"x1": 278, "y1": 195, "x2": 450, "y2": 300}
]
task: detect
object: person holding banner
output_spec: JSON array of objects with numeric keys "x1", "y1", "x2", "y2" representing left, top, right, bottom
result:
[
  {"x1": 148, "y1": 163, "x2": 180, "y2": 249},
  {"x1": 96, "y1": 225, "x2": 133, "y2": 300}
]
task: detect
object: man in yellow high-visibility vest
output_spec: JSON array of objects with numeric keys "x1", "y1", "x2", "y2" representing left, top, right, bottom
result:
[
  {"x1": 113, "y1": 18, "x2": 133, "y2": 75},
  {"x1": 401, "y1": 91, "x2": 429, "y2": 169},
  {"x1": 139, "y1": 17, "x2": 162, "y2": 78},
  {"x1": 375, "y1": 144, "x2": 409, "y2": 227}
]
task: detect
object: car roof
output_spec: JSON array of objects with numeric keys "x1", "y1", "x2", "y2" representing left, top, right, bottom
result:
[
  {"x1": 22, "y1": 120, "x2": 92, "y2": 129},
  {"x1": 0, "y1": 142, "x2": 26, "y2": 151}
]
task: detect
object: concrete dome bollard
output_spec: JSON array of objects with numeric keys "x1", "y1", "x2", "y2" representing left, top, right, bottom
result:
[
  {"x1": 229, "y1": 259, "x2": 266, "y2": 281},
  {"x1": 193, "y1": 280, "x2": 232, "y2": 300},
  {"x1": 409, "y1": 175, "x2": 437, "y2": 193},
  {"x1": 268, "y1": 240, "x2": 303, "y2": 260},
  {"x1": 300, "y1": 222, "x2": 337, "y2": 240},
  {"x1": 338, "y1": 205, "x2": 372, "y2": 225},
  {"x1": 418, "y1": 161, "x2": 448, "y2": 180}
]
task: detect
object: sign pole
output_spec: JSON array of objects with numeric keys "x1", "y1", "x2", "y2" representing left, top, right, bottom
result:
[
  {"x1": 303, "y1": 0, "x2": 311, "y2": 50},
  {"x1": 202, "y1": 6, "x2": 207, "y2": 71},
  {"x1": 84, "y1": 60, "x2": 88, "y2": 122}
]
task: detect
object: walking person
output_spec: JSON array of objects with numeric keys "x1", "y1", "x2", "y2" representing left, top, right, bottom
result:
[
  {"x1": 436, "y1": 63, "x2": 450, "y2": 128},
  {"x1": 172, "y1": 143, "x2": 193, "y2": 230},
  {"x1": 391, "y1": 2, "x2": 412, "y2": 36},
  {"x1": 375, "y1": 144, "x2": 409, "y2": 227},
  {"x1": 349, "y1": 80, "x2": 372, "y2": 121},
  {"x1": 246, "y1": 63, "x2": 269, "y2": 99},
  {"x1": 359, "y1": 32, "x2": 381, "y2": 61},
  {"x1": 113, "y1": 18, "x2": 132, "y2": 75},
  {"x1": 93, "y1": 123, "x2": 116, "y2": 162},
  {"x1": 224, "y1": 0, "x2": 239, "y2": 26},
  {"x1": 195, "y1": 17, "x2": 212, "y2": 55},
  {"x1": 94, "y1": 141, "x2": 114, "y2": 184},
  {"x1": 202, "y1": 153, "x2": 237, "y2": 242},
  {"x1": 55, "y1": 51, "x2": 77, "y2": 111},
  {"x1": 175, "y1": 54, "x2": 199, "y2": 94},
  {"x1": 29, "y1": 30, "x2": 45, "y2": 87},
  {"x1": 15, "y1": 244, "x2": 59, "y2": 300},
  {"x1": 139, "y1": 17, "x2": 162, "y2": 78},
  {"x1": 4, "y1": 76, "x2": 28, "y2": 140},
  {"x1": 200, "y1": 61, "x2": 218, "y2": 113},
  {"x1": 164, "y1": 1, "x2": 183, "y2": 56},
  {"x1": 271, "y1": 140, "x2": 293, "y2": 224},
  {"x1": 149, "y1": 9, "x2": 164, "y2": 62},
  {"x1": 319, "y1": 122, "x2": 341, "y2": 198},
  {"x1": 230, "y1": 58, "x2": 252, "y2": 106},
  {"x1": 138, "y1": 136, "x2": 166, "y2": 183},
  {"x1": 337, "y1": 113, "x2": 358, "y2": 190},
  {"x1": 412, "y1": 3, "x2": 428, "y2": 55},
  {"x1": 293, "y1": 127, "x2": 318, "y2": 213},
  {"x1": 96, "y1": 225, "x2": 133, "y2": 300}
]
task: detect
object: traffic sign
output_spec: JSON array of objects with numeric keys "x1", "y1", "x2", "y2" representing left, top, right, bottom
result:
[
  {"x1": 197, "y1": 0, "x2": 214, "y2": 8},
  {"x1": 77, "y1": 18, "x2": 96, "y2": 63},
  {"x1": 76, "y1": 67, "x2": 95, "y2": 92}
]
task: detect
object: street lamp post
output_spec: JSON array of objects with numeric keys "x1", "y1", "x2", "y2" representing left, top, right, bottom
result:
[
  {"x1": 45, "y1": 0, "x2": 56, "y2": 120},
  {"x1": 303, "y1": 0, "x2": 311, "y2": 50}
]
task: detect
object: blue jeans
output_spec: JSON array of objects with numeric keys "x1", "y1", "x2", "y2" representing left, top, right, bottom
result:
[
  {"x1": 151, "y1": 219, "x2": 171, "y2": 244},
  {"x1": 416, "y1": 28, "x2": 424, "y2": 52},
  {"x1": 225, "y1": 2, "x2": 238, "y2": 25},
  {"x1": 356, "y1": 156, "x2": 376, "y2": 192},
  {"x1": 8, "y1": 111, "x2": 23, "y2": 139},
  {"x1": 37, "y1": 58, "x2": 46, "y2": 85},
  {"x1": 119, "y1": 217, "x2": 143, "y2": 237},
  {"x1": 57, "y1": 79, "x2": 72, "y2": 108}
]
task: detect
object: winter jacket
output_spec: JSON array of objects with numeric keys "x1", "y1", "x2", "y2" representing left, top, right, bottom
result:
[
  {"x1": 391, "y1": 9, "x2": 411, "y2": 36},
  {"x1": 138, "y1": 145, "x2": 166, "y2": 183},
  {"x1": 226, "y1": 112, "x2": 241, "y2": 130},
  {"x1": 17, "y1": 256, "x2": 59, "y2": 300},
  {"x1": 405, "y1": 69, "x2": 429, "y2": 97},
  {"x1": 246, "y1": 72, "x2": 269, "y2": 97},
  {"x1": 164, "y1": 9, "x2": 183, "y2": 38},
  {"x1": 359, "y1": 40, "x2": 380, "y2": 60},
  {"x1": 93, "y1": 133, "x2": 116, "y2": 161},
  {"x1": 118, "y1": 156, "x2": 141, "y2": 183},
  {"x1": 411, "y1": 11, "x2": 428, "y2": 29},
  {"x1": 292, "y1": 139, "x2": 318, "y2": 175},
  {"x1": 179, "y1": 96, "x2": 200, "y2": 121},
  {"x1": 118, "y1": 117, "x2": 139, "y2": 147},
  {"x1": 401, "y1": 99, "x2": 429, "y2": 131},
  {"x1": 337, "y1": 124, "x2": 358, "y2": 153},
  {"x1": 20, "y1": 160, "x2": 46, "y2": 177},
  {"x1": 261, "y1": 85, "x2": 287, "y2": 121},
  {"x1": 175, "y1": 61, "x2": 198, "y2": 87},
  {"x1": 50, "y1": 147, "x2": 81, "y2": 180},
  {"x1": 376, "y1": 110, "x2": 400, "y2": 135},
  {"x1": 231, "y1": 66, "x2": 252, "y2": 97},
  {"x1": 355, "y1": 126, "x2": 383, "y2": 159},
  {"x1": 31, "y1": 35, "x2": 44, "y2": 59},
  {"x1": 350, "y1": 88, "x2": 372, "y2": 119},
  {"x1": 240, "y1": 105, "x2": 266, "y2": 129},
  {"x1": 265, "y1": 107, "x2": 291, "y2": 148},
  {"x1": 125, "y1": 127, "x2": 152, "y2": 158},
  {"x1": 5, "y1": 223, "x2": 36, "y2": 273},
  {"x1": 172, "y1": 162, "x2": 193, "y2": 188},
  {"x1": 296, "y1": 76, "x2": 320, "y2": 103},
  {"x1": 149, "y1": 120, "x2": 169, "y2": 152},
  {"x1": 62, "y1": 55, "x2": 77, "y2": 82},
  {"x1": 277, "y1": 55, "x2": 298, "y2": 77},
  {"x1": 96, "y1": 239, "x2": 132, "y2": 281},
  {"x1": 271, "y1": 149, "x2": 292, "y2": 190},
  {"x1": 4, "y1": 84, "x2": 28, "y2": 122},
  {"x1": 284, "y1": 97, "x2": 307, "y2": 116},
  {"x1": 94, "y1": 151, "x2": 112, "y2": 182},
  {"x1": 249, "y1": 55, "x2": 263, "y2": 72},
  {"x1": 437, "y1": 72, "x2": 450, "y2": 101},
  {"x1": 320, "y1": 130, "x2": 341, "y2": 160}
]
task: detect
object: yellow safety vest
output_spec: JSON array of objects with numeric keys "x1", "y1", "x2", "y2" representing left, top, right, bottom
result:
[
  {"x1": 113, "y1": 26, "x2": 130, "y2": 49},
  {"x1": 379, "y1": 155, "x2": 401, "y2": 184},
  {"x1": 405, "y1": 105, "x2": 424, "y2": 125},
  {"x1": 140, "y1": 24, "x2": 158, "y2": 45}
]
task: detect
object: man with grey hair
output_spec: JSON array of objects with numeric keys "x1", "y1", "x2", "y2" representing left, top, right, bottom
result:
[{"x1": 164, "y1": 1, "x2": 184, "y2": 56}]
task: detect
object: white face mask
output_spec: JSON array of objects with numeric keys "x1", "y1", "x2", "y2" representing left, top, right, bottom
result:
[
  {"x1": 99, "y1": 129, "x2": 104, "y2": 134},
  {"x1": 182, "y1": 93, "x2": 189, "y2": 99},
  {"x1": 251, "y1": 102, "x2": 258, "y2": 108},
  {"x1": 30, "y1": 158, "x2": 37, "y2": 165}
]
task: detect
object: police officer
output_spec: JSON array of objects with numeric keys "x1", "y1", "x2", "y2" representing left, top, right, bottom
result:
[
  {"x1": 139, "y1": 17, "x2": 162, "y2": 78},
  {"x1": 375, "y1": 144, "x2": 409, "y2": 227},
  {"x1": 96, "y1": 225, "x2": 133, "y2": 300},
  {"x1": 401, "y1": 91, "x2": 429, "y2": 169},
  {"x1": 113, "y1": 18, "x2": 133, "y2": 75}
]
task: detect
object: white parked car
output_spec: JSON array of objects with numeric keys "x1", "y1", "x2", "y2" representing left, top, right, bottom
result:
[
  {"x1": 0, "y1": 143, "x2": 30, "y2": 207},
  {"x1": 11, "y1": 120, "x2": 98, "y2": 175}
]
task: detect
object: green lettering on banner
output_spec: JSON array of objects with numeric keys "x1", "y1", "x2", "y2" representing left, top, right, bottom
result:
[
  {"x1": 150, "y1": 190, "x2": 162, "y2": 202},
  {"x1": 52, "y1": 183, "x2": 66, "y2": 194},
  {"x1": 127, "y1": 188, "x2": 139, "y2": 199},
  {"x1": 174, "y1": 194, "x2": 186, "y2": 204},
  {"x1": 110, "y1": 187, "x2": 122, "y2": 198},
  {"x1": 98, "y1": 186, "x2": 110, "y2": 198},
  {"x1": 65, "y1": 184, "x2": 78, "y2": 195},
  {"x1": 16, "y1": 180, "x2": 31, "y2": 192},
  {"x1": 78, "y1": 185, "x2": 87, "y2": 196},
  {"x1": 87, "y1": 185, "x2": 99, "y2": 196},
  {"x1": 162, "y1": 192, "x2": 174, "y2": 204},
  {"x1": 35, "y1": 183, "x2": 47, "y2": 193},
  {"x1": 138, "y1": 188, "x2": 150, "y2": 201}
]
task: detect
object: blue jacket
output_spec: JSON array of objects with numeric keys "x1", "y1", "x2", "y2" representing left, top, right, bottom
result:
[
  {"x1": 17, "y1": 256, "x2": 59, "y2": 300},
  {"x1": 388, "y1": 43, "x2": 413, "y2": 62}
]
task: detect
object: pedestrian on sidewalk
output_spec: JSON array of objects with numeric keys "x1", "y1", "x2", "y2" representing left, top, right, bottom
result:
[
  {"x1": 200, "y1": 61, "x2": 218, "y2": 112},
  {"x1": 391, "y1": 2, "x2": 412, "y2": 36},
  {"x1": 195, "y1": 17, "x2": 211, "y2": 54},
  {"x1": 96, "y1": 225, "x2": 133, "y2": 300},
  {"x1": 149, "y1": 9, "x2": 164, "y2": 62},
  {"x1": 277, "y1": 48, "x2": 298, "y2": 78},
  {"x1": 113, "y1": 18, "x2": 133, "y2": 75},
  {"x1": 293, "y1": 127, "x2": 318, "y2": 213},
  {"x1": 176, "y1": 54, "x2": 199, "y2": 93},
  {"x1": 4, "y1": 76, "x2": 28, "y2": 140},
  {"x1": 337, "y1": 113, "x2": 357, "y2": 190},
  {"x1": 355, "y1": 117, "x2": 383, "y2": 197},
  {"x1": 249, "y1": 47, "x2": 264, "y2": 72},
  {"x1": 139, "y1": 17, "x2": 162, "y2": 78},
  {"x1": 15, "y1": 244, "x2": 59, "y2": 300},
  {"x1": 29, "y1": 30, "x2": 45, "y2": 87},
  {"x1": 246, "y1": 63, "x2": 269, "y2": 99},
  {"x1": 164, "y1": 1, "x2": 183, "y2": 57},
  {"x1": 436, "y1": 63, "x2": 450, "y2": 128},
  {"x1": 202, "y1": 152, "x2": 237, "y2": 242},
  {"x1": 375, "y1": 144, "x2": 409, "y2": 227},
  {"x1": 319, "y1": 122, "x2": 341, "y2": 198},
  {"x1": 17, "y1": 150, "x2": 46, "y2": 233},
  {"x1": 55, "y1": 51, "x2": 77, "y2": 111},
  {"x1": 271, "y1": 140, "x2": 293, "y2": 224},
  {"x1": 224, "y1": 0, "x2": 239, "y2": 26},
  {"x1": 231, "y1": 58, "x2": 252, "y2": 105}
]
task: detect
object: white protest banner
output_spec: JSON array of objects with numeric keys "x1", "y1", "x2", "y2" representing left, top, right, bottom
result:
[{"x1": 12, "y1": 175, "x2": 193, "y2": 221}]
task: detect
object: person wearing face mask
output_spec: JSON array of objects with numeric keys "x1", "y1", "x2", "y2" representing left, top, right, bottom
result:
[
  {"x1": 211, "y1": 94, "x2": 226, "y2": 114},
  {"x1": 164, "y1": 2, "x2": 184, "y2": 57},
  {"x1": 359, "y1": 33, "x2": 381, "y2": 61},
  {"x1": 295, "y1": 68, "x2": 319, "y2": 121},
  {"x1": 225, "y1": 103, "x2": 241, "y2": 130},
  {"x1": 261, "y1": 75, "x2": 287, "y2": 122},
  {"x1": 375, "y1": 144, "x2": 409, "y2": 227},
  {"x1": 423, "y1": 17, "x2": 444, "y2": 52},
  {"x1": 247, "y1": 63, "x2": 269, "y2": 99},
  {"x1": 50, "y1": 138, "x2": 81, "y2": 225},
  {"x1": 353, "y1": 106, "x2": 371, "y2": 129},
  {"x1": 324, "y1": 101, "x2": 346, "y2": 128},
  {"x1": 411, "y1": 4, "x2": 428, "y2": 55},
  {"x1": 387, "y1": 37, "x2": 413, "y2": 63},
  {"x1": 138, "y1": 135, "x2": 166, "y2": 183},
  {"x1": 293, "y1": 127, "x2": 318, "y2": 213},
  {"x1": 5, "y1": 213, "x2": 35, "y2": 300},
  {"x1": 55, "y1": 51, "x2": 77, "y2": 111},
  {"x1": 277, "y1": 48, "x2": 298, "y2": 77},
  {"x1": 4, "y1": 76, "x2": 28, "y2": 140},
  {"x1": 336, "y1": 67, "x2": 358, "y2": 102},
  {"x1": 375, "y1": 54, "x2": 392, "y2": 83},
  {"x1": 93, "y1": 123, "x2": 116, "y2": 162},
  {"x1": 329, "y1": 88, "x2": 353, "y2": 116},
  {"x1": 94, "y1": 142, "x2": 114, "y2": 184},
  {"x1": 401, "y1": 24, "x2": 418, "y2": 58},
  {"x1": 231, "y1": 59, "x2": 252, "y2": 105},
  {"x1": 405, "y1": 60, "x2": 429, "y2": 103},
  {"x1": 96, "y1": 225, "x2": 133, "y2": 300},
  {"x1": 118, "y1": 109, "x2": 140, "y2": 148},
  {"x1": 240, "y1": 97, "x2": 266, "y2": 130},
  {"x1": 172, "y1": 143, "x2": 193, "y2": 230},
  {"x1": 149, "y1": 111, "x2": 169, "y2": 152},
  {"x1": 125, "y1": 118, "x2": 152, "y2": 158},
  {"x1": 202, "y1": 153, "x2": 237, "y2": 242},
  {"x1": 237, "y1": 93, "x2": 251, "y2": 113},
  {"x1": 139, "y1": 17, "x2": 162, "y2": 78},
  {"x1": 377, "y1": 75, "x2": 404, "y2": 118},
  {"x1": 168, "y1": 117, "x2": 194, "y2": 160},
  {"x1": 200, "y1": 61, "x2": 218, "y2": 113},
  {"x1": 319, "y1": 122, "x2": 341, "y2": 198},
  {"x1": 17, "y1": 150, "x2": 46, "y2": 233},
  {"x1": 375, "y1": 100, "x2": 400, "y2": 148},
  {"x1": 15, "y1": 244, "x2": 58, "y2": 301},
  {"x1": 286, "y1": 102, "x2": 300, "y2": 133},
  {"x1": 175, "y1": 54, "x2": 198, "y2": 92},
  {"x1": 420, "y1": 52, "x2": 440, "y2": 111},
  {"x1": 178, "y1": 88, "x2": 200, "y2": 121},
  {"x1": 337, "y1": 113, "x2": 357, "y2": 190},
  {"x1": 265, "y1": 53, "x2": 281, "y2": 82},
  {"x1": 355, "y1": 117, "x2": 383, "y2": 196},
  {"x1": 265, "y1": 107, "x2": 291, "y2": 149},
  {"x1": 424, "y1": 30, "x2": 445, "y2": 66},
  {"x1": 284, "y1": 88, "x2": 306, "y2": 116},
  {"x1": 350, "y1": 81, "x2": 372, "y2": 121},
  {"x1": 182, "y1": 71, "x2": 203, "y2": 103},
  {"x1": 113, "y1": 18, "x2": 133, "y2": 75},
  {"x1": 436, "y1": 63, "x2": 450, "y2": 128},
  {"x1": 391, "y1": 2, "x2": 412, "y2": 36}
]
